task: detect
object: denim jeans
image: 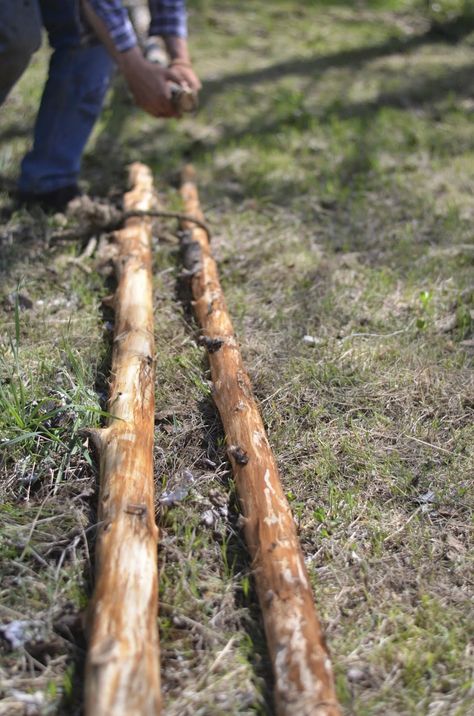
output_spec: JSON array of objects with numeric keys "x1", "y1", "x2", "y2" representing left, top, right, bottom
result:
[
  {"x1": 0, "y1": 0, "x2": 114, "y2": 193},
  {"x1": 0, "y1": 0, "x2": 42, "y2": 103}
]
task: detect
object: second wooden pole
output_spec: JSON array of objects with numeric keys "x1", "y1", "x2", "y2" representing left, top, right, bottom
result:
[{"x1": 179, "y1": 165, "x2": 340, "y2": 716}]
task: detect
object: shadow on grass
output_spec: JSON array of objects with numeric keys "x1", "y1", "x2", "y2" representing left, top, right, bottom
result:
[
  {"x1": 193, "y1": 58, "x2": 474, "y2": 167},
  {"x1": 78, "y1": 8, "x2": 474, "y2": 221},
  {"x1": 0, "y1": 123, "x2": 33, "y2": 145},
  {"x1": 199, "y1": 12, "x2": 474, "y2": 105},
  {"x1": 323, "y1": 61, "x2": 474, "y2": 121},
  {"x1": 1, "y1": 8, "x2": 467, "y2": 287}
]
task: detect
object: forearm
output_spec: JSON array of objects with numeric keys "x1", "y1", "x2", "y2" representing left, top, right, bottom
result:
[
  {"x1": 164, "y1": 36, "x2": 190, "y2": 63},
  {"x1": 84, "y1": 0, "x2": 137, "y2": 54},
  {"x1": 149, "y1": 0, "x2": 187, "y2": 41},
  {"x1": 81, "y1": 0, "x2": 199, "y2": 114},
  {"x1": 82, "y1": 0, "x2": 148, "y2": 80},
  {"x1": 82, "y1": 0, "x2": 127, "y2": 62}
]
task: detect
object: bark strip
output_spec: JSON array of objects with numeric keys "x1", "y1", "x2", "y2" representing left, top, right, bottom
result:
[
  {"x1": 179, "y1": 165, "x2": 340, "y2": 716},
  {"x1": 85, "y1": 163, "x2": 161, "y2": 716}
]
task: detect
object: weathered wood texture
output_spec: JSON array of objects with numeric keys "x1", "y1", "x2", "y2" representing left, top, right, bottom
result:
[
  {"x1": 180, "y1": 165, "x2": 340, "y2": 716},
  {"x1": 85, "y1": 163, "x2": 161, "y2": 716}
]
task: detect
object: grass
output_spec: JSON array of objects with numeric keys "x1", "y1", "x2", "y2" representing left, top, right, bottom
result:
[{"x1": 1, "y1": 0, "x2": 473, "y2": 714}]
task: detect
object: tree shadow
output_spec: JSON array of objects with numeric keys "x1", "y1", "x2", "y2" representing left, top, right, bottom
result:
[
  {"x1": 323, "y1": 61, "x2": 474, "y2": 121},
  {"x1": 191, "y1": 58, "x2": 474, "y2": 166},
  {"x1": 174, "y1": 51, "x2": 474, "y2": 228},
  {"x1": 0, "y1": 123, "x2": 32, "y2": 145},
  {"x1": 78, "y1": 8, "x2": 474, "y2": 227},
  {"x1": 199, "y1": 12, "x2": 474, "y2": 106}
]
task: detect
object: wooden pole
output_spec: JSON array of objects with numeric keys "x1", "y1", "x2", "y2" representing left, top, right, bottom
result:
[
  {"x1": 85, "y1": 163, "x2": 161, "y2": 716},
  {"x1": 179, "y1": 166, "x2": 340, "y2": 716}
]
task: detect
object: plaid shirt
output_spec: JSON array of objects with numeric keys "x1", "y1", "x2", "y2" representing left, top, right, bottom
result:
[{"x1": 89, "y1": 1, "x2": 187, "y2": 53}]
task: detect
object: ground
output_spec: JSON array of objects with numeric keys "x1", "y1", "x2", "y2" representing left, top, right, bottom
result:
[{"x1": 0, "y1": 1, "x2": 473, "y2": 714}]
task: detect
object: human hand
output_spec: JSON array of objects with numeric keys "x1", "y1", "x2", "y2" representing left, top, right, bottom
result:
[
  {"x1": 168, "y1": 59, "x2": 202, "y2": 94},
  {"x1": 119, "y1": 47, "x2": 182, "y2": 118}
]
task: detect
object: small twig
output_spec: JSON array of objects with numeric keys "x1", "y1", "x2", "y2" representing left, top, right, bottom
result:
[
  {"x1": 19, "y1": 500, "x2": 47, "y2": 562},
  {"x1": 64, "y1": 256, "x2": 92, "y2": 274},
  {"x1": 406, "y1": 434, "x2": 453, "y2": 454},
  {"x1": 165, "y1": 611, "x2": 222, "y2": 644},
  {"x1": 195, "y1": 637, "x2": 236, "y2": 689},
  {"x1": 79, "y1": 236, "x2": 98, "y2": 260},
  {"x1": 50, "y1": 209, "x2": 211, "y2": 243},
  {"x1": 25, "y1": 546, "x2": 49, "y2": 568},
  {"x1": 122, "y1": 209, "x2": 211, "y2": 240},
  {"x1": 383, "y1": 506, "x2": 422, "y2": 543}
]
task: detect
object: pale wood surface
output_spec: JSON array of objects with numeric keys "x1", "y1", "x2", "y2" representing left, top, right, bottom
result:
[
  {"x1": 180, "y1": 165, "x2": 341, "y2": 716},
  {"x1": 85, "y1": 163, "x2": 161, "y2": 716}
]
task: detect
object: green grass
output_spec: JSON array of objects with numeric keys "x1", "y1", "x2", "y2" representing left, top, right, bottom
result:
[{"x1": 1, "y1": 1, "x2": 474, "y2": 714}]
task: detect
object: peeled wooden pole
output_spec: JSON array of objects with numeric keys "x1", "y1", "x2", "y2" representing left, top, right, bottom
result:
[
  {"x1": 85, "y1": 163, "x2": 161, "y2": 715},
  {"x1": 180, "y1": 166, "x2": 340, "y2": 716}
]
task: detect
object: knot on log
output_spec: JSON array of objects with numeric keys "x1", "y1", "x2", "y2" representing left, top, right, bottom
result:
[
  {"x1": 237, "y1": 370, "x2": 253, "y2": 398},
  {"x1": 198, "y1": 335, "x2": 224, "y2": 353},
  {"x1": 124, "y1": 503, "x2": 147, "y2": 516},
  {"x1": 265, "y1": 589, "x2": 275, "y2": 606},
  {"x1": 89, "y1": 636, "x2": 119, "y2": 666},
  {"x1": 228, "y1": 445, "x2": 249, "y2": 465}
]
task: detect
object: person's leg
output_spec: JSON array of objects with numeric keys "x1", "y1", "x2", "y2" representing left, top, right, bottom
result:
[
  {"x1": 19, "y1": 0, "x2": 114, "y2": 198},
  {"x1": 0, "y1": 0, "x2": 42, "y2": 104}
]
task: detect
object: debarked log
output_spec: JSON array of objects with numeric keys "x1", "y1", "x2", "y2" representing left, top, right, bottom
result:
[
  {"x1": 84, "y1": 163, "x2": 161, "y2": 716},
  {"x1": 179, "y1": 165, "x2": 341, "y2": 716}
]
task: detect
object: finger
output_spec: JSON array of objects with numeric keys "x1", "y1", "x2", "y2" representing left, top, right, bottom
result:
[
  {"x1": 181, "y1": 72, "x2": 200, "y2": 92},
  {"x1": 186, "y1": 72, "x2": 202, "y2": 92},
  {"x1": 164, "y1": 67, "x2": 183, "y2": 85},
  {"x1": 184, "y1": 70, "x2": 201, "y2": 89}
]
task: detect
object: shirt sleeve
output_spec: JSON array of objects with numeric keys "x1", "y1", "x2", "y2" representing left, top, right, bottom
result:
[
  {"x1": 148, "y1": 0, "x2": 188, "y2": 38},
  {"x1": 88, "y1": 0, "x2": 138, "y2": 53}
]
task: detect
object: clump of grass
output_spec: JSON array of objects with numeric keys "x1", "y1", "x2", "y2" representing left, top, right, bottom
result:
[
  {"x1": 0, "y1": 284, "x2": 106, "y2": 710},
  {"x1": 0, "y1": 292, "x2": 105, "y2": 494}
]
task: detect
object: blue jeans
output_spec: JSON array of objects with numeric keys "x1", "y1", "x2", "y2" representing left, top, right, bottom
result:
[
  {"x1": 0, "y1": 0, "x2": 114, "y2": 193},
  {"x1": 0, "y1": 0, "x2": 42, "y2": 103}
]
